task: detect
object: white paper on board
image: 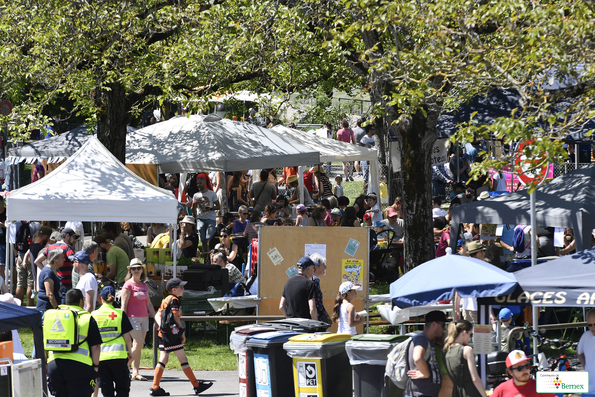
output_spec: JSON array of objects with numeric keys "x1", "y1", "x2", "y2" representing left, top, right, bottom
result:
[
  {"x1": 305, "y1": 244, "x2": 326, "y2": 258},
  {"x1": 267, "y1": 247, "x2": 284, "y2": 266},
  {"x1": 495, "y1": 225, "x2": 504, "y2": 237},
  {"x1": 554, "y1": 227, "x2": 565, "y2": 247}
]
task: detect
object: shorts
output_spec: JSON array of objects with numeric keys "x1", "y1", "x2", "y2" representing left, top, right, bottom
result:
[
  {"x1": 16, "y1": 255, "x2": 34, "y2": 288},
  {"x1": 158, "y1": 333, "x2": 184, "y2": 352},
  {"x1": 129, "y1": 316, "x2": 149, "y2": 332},
  {"x1": 197, "y1": 219, "x2": 216, "y2": 242},
  {"x1": 0, "y1": 244, "x2": 6, "y2": 266}
]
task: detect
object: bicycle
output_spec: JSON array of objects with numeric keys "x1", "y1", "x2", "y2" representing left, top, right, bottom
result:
[{"x1": 531, "y1": 332, "x2": 581, "y2": 373}]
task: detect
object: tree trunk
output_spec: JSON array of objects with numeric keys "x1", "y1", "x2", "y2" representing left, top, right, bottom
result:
[
  {"x1": 95, "y1": 82, "x2": 128, "y2": 163},
  {"x1": 398, "y1": 109, "x2": 439, "y2": 271}
]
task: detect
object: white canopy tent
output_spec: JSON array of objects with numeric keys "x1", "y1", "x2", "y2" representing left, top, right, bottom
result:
[
  {"x1": 125, "y1": 114, "x2": 320, "y2": 173},
  {"x1": 270, "y1": 125, "x2": 381, "y2": 195},
  {"x1": 7, "y1": 136, "x2": 178, "y2": 223}
]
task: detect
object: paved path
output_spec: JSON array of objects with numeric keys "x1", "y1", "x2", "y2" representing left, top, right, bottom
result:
[{"x1": 128, "y1": 370, "x2": 239, "y2": 397}]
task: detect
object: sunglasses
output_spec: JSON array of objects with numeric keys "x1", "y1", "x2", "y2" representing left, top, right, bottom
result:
[
  {"x1": 131, "y1": 267, "x2": 143, "y2": 271},
  {"x1": 587, "y1": 323, "x2": 595, "y2": 327},
  {"x1": 221, "y1": 235, "x2": 229, "y2": 238},
  {"x1": 511, "y1": 363, "x2": 531, "y2": 372},
  {"x1": 241, "y1": 212, "x2": 249, "y2": 215}
]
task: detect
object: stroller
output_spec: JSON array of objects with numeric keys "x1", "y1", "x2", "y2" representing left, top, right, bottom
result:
[{"x1": 369, "y1": 229, "x2": 401, "y2": 283}]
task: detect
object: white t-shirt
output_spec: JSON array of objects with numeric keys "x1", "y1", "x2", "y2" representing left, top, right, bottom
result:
[
  {"x1": 360, "y1": 135, "x2": 375, "y2": 148},
  {"x1": 578, "y1": 330, "x2": 595, "y2": 393},
  {"x1": 76, "y1": 272, "x2": 98, "y2": 312},
  {"x1": 370, "y1": 203, "x2": 383, "y2": 224},
  {"x1": 193, "y1": 190, "x2": 219, "y2": 220}
]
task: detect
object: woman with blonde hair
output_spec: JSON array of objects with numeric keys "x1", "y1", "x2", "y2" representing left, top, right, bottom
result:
[
  {"x1": 121, "y1": 259, "x2": 156, "y2": 381},
  {"x1": 443, "y1": 320, "x2": 487, "y2": 397}
]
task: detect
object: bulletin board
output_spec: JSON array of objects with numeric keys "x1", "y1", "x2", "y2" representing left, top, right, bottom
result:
[{"x1": 258, "y1": 226, "x2": 369, "y2": 333}]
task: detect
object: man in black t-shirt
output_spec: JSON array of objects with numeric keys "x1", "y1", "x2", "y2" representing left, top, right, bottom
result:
[{"x1": 279, "y1": 256, "x2": 318, "y2": 319}]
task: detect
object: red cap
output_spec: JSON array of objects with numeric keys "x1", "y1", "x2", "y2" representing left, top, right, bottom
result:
[
  {"x1": 506, "y1": 350, "x2": 531, "y2": 368},
  {"x1": 363, "y1": 213, "x2": 372, "y2": 221}
]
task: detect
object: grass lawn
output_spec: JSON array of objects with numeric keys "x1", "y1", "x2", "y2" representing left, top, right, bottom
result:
[{"x1": 18, "y1": 326, "x2": 238, "y2": 371}]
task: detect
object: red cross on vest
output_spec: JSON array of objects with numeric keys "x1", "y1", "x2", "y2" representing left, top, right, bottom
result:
[{"x1": 108, "y1": 312, "x2": 118, "y2": 320}]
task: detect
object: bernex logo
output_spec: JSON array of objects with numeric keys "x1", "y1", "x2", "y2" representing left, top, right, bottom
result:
[{"x1": 536, "y1": 372, "x2": 589, "y2": 393}]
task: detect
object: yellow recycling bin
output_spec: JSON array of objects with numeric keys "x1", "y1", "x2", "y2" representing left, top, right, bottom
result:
[{"x1": 283, "y1": 333, "x2": 353, "y2": 397}]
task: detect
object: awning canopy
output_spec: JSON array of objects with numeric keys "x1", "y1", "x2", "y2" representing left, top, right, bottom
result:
[
  {"x1": 125, "y1": 115, "x2": 320, "y2": 173},
  {"x1": 7, "y1": 136, "x2": 178, "y2": 223},
  {"x1": 451, "y1": 164, "x2": 595, "y2": 251}
]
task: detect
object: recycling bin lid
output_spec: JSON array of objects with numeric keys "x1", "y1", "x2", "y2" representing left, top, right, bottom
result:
[
  {"x1": 229, "y1": 327, "x2": 280, "y2": 354},
  {"x1": 345, "y1": 335, "x2": 407, "y2": 366},
  {"x1": 262, "y1": 318, "x2": 330, "y2": 332},
  {"x1": 350, "y1": 334, "x2": 408, "y2": 343},
  {"x1": 287, "y1": 333, "x2": 353, "y2": 344},
  {"x1": 283, "y1": 333, "x2": 352, "y2": 359},
  {"x1": 245, "y1": 331, "x2": 302, "y2": 349}
]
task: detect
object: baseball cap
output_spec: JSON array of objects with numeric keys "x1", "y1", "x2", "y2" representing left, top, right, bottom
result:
[
  {"x1": 49, "y1": 231, "x2": 61, "y2": 241},
  {"x1": 499, "y1": 308, "x2": 513, "y2": 321},
  {"x1": 467, "y1": 241, "x2": 486, "y2": 255},
  {"x1": 425, "y1": 310, "x2": 448, "y2": 324},
  {"x1": 297, "y1": 256, "x2": 316, "y2": 269},
  {"x1": 387, "y1": 207, "x2": 398, "y2": 218},
  {"x1": 166, "y1": 277, "x2": 187, "y2": 291},
  {"x1": 100, "y1": 286, "x2": 115, "y2": 300},
  {"x1": 330, "y1": 208, "x2": 342, "y2": 216},
  {"x1": 506, "y1": 350, "x2": 531, "y2": 368},
  {"x1": 363, "y1": 213, "x2": 372, "y2": 221},
  {"x1": 339, "y1": 281, "x2": 361, "y2": 295},
  {"x1": 73, "y1": 251, "x2": 91, "y2": 265},
  {"x1": 373, "y1": 221, "x2": 385, "y2": 228},
  {"x1": 61, "y1": 227, "x2": 80, "y2": 239}
]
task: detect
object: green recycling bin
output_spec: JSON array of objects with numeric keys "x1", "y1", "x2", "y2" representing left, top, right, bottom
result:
[
  {"x1": 283, "y1": 333, "x2": 353, "y2": 397},
  {"x1": 346, "y1": 334, "x2": 408, "y2": 397}
]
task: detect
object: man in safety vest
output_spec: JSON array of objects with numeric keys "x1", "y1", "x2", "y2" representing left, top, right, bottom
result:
[
  {"x1": 91, "y1": 286, "x2": 133, "y2": 397},
  {"x1": 45, "y1": 288, "x2": 102, "y2": 397}
]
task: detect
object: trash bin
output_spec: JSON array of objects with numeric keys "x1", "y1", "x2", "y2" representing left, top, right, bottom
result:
[
  {"x1": 230, "y1": 325, "x2": 279, "y2": 397},
  {"x1": 263, "y1": 318, "x2": 330, "y2": 333},
  {"x1": 246, "y1": 331, "x2": 303, "y2": 397},
  {"x1": 283, "y1": 333, "x2": 353, "y2": 397},
  {"x1": 346, "y1": 334, "x2": 408, "y2": 397}
]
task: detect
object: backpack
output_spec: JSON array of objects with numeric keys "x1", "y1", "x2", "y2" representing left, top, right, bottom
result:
[
  {"x1": 385, "y1": 337, "x2": 412, "y2": 389},
  {"x1": 43, "y1": 307, "x2": 85, "y2": 352},
  {"x1": 512, "y1": 225, "x2": 527, "y2": 253},
  {"x1": 15, "y1": 221, "x2": 32, "y2": 253}
]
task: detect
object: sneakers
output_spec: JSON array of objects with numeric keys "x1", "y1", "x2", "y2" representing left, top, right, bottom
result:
[
  {"x1": 194, "y1": 381, "x2": 214, "y2": 394},
  {"x1": 149, "y1": 387, "x2": 170, "y2": 396}
]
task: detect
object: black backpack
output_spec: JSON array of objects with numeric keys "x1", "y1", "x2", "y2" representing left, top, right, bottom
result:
[{"x1": 16, "y1": 222, "x2": 32, "y2": 253}]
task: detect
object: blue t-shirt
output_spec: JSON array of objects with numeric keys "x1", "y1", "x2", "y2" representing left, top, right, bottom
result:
[
  {"x1": 233, "y1": 219, "x2": 249, "y2": 234},
  {"x1": 37, "y1": 266, "x2": 60, "y2": 312}
]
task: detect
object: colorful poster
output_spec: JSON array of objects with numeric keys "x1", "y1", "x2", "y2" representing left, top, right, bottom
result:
[
  {"x1": 480, "y1": 224, "x2": 497, "y2": 240},
  {"x1": 341, "y1": 259, "x2": 363, "y2": 289},
  {"x1": 285, "y1": 265, "x2": 298, "y2": 278}
]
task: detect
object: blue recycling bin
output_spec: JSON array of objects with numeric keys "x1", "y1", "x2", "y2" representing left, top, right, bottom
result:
[{"x1": 246, "y1": 331, "x2": 302, "y2": 397}]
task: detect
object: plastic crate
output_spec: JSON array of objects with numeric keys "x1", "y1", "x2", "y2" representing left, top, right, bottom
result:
[{"x1": 181, "y1": 290, "x2": 222, "y2": 314}]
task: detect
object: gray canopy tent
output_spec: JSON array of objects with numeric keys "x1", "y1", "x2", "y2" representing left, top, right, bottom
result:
[{"x1": 451, "y1": 164, "x2": 595, "y2": 251}]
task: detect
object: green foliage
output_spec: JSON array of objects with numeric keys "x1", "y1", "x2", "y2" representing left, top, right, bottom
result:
[{"x1": 296, "y1": 87, "x2": 360, "y2": 129}]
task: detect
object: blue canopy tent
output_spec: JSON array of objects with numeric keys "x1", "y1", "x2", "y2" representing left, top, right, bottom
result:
[
  {"x1": 0, "y1": 302, "x2": 47, "y2": 393},
  {"x1": 390, "y1": 254, "x2": 518, "y2": 386},
  {"x1": 390, "y1": 255, "x2": 518, "y2": 308}
]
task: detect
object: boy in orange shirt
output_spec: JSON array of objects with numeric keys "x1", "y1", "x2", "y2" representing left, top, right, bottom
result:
[{"x1": 150, "y1": 278, "x2": 213, "y2": 396}]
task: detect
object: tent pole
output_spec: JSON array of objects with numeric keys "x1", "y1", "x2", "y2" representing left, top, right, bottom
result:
[
  {"x1": 298, "y1": 167, "x2": 304, "y2": 205},
  {"x1": 530, "y1": 191, "x2": 539, "y2": 359},
  {"x1": 173, "y1": 224, "x2": 177, "y2": 277},
  {"x1": 5, "y1": 222, "x2": 10, "y2": 293}
]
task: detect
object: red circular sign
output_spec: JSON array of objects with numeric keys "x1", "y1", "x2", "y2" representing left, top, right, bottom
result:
[
  {"x1": 514, "y1": 140, "x2": 548, "y2": 185},
  {"x1": 0, "y1": 101, "x2": 12, "y2": 116}
]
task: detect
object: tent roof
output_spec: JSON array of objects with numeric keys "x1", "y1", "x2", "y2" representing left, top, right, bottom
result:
[
  {"x1": 125, "y1": 115, "x2": 320, "y2": 173},
  {"x1": 452, "y1": 164, "x2": 595, "y2": 250},
  {"x1": 7, "y1": 136, "x2": 178, "y2": 223},
  {"x1": 0, "y1": 301, "x2": 42, "y2": 332},
  {"x1": 270, "y1": 125, "x2": 378, "y2": 162},
  {"x1": 8, "y1": 125, "x2": 137, "y2": 164},
  {"x1": 479, "y1": 247, "x2": 595, "y2": 307}
]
